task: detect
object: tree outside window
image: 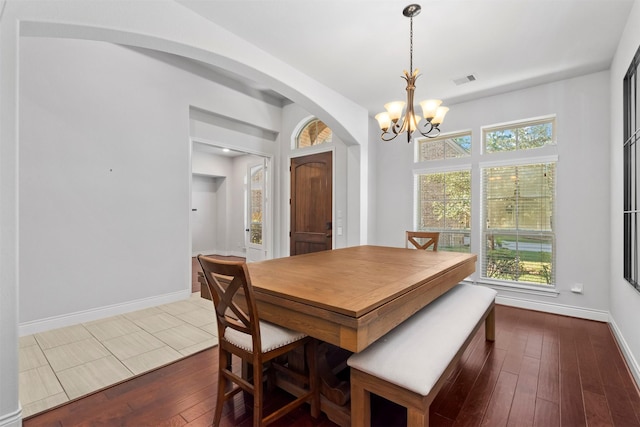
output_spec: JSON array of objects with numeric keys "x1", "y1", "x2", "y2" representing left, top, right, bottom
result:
[
  {"x1": 482, "y1": 163, "x2": 555, "y2": 286},
  {"x1": 485, "y1": 120, "x2": 554, "y2": 153},
  {"x1": 417, "y1": 170, "x2": 471, "y2": 252}
]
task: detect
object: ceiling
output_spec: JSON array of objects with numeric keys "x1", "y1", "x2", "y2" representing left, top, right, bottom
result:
[{"x1": 177, "y1": 0, "x2": 634, "y2": 119}]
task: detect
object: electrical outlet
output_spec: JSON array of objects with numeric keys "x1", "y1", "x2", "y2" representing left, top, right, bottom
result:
[{"x1": 571, "y1": 283, "x2": 584, "y2": 294}]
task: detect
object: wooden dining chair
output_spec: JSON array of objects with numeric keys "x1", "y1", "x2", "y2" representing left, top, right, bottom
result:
[
  {"x1": 197, "y1": 255, "x2": 319, "y2": 426},
  {"x1": 406, "y1": 231, "x2": 440, "y2": 251}
]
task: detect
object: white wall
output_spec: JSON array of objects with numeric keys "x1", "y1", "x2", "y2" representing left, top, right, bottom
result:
[
  {"x1": 18, "y1": 37, "x2": 283, "y2": 332},
  {"x1": 376, "y1": 71, "x2": 612, "y2": 319},
  {"x1": 19, "y1": 37, "x2": 190, "y2": 327},
  {"x1": 192, "y1": 149, "x2": 232, "y2": 177},
  {"x1": 609, "y1": 0, "x2": 640, "y2": 386}
]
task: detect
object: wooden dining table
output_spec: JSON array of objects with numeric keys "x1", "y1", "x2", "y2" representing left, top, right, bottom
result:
[
  {"x1": 245, "y1": 245, "x2": 477, "y2": 426},
  {"x1": 248, "y1": 245, "x2": 477, "y2": 353}
]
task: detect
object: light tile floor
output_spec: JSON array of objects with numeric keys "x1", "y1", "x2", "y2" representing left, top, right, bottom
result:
[{"x1": 19, "y1": 292, "x2": 218, "y2": 417}]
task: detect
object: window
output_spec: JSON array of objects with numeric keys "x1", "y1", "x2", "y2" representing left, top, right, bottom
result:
[
  {"x1": 414, "y1": 119, "x2": 556, "y2": 289},
  {"x1": 484, "y1": 118, "x2": 555, "y2": 153},
  {"x1": 415, "y1": 131, "x2": 472, "y2": 252},
  {"x1": 249, "y1": 165, "x2": 263, "y2": 245},
  {"x1": 296, "y1": 119, "x2": 332, "y2": 148},
  {"x1": 417, "y1": 132, "x2": 471, "y2": 161},
  {"x1": 624, "y1": 45, "x2": 640, "y2": 293},
  {"x1": 482, "y1": 163, "x2": 555, "y2": 286},
  {"x1": 415, "y1": 170, "x2": 471, "y2": 252}
]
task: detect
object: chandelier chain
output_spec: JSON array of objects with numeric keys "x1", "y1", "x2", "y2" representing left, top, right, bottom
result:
[{"x1": 409, "y1": 15, "x2": 414, "y2": 73}]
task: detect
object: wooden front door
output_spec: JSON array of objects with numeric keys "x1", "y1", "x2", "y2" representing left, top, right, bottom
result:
[{"x1": 290, "y1": 151, "x2": 332, "y2": 255}]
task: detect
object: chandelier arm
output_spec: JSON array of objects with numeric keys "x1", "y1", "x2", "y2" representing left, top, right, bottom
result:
[
  {"x1": 380, "y1": 131, "x2": 400, "y2": 142},
  {"x1": 416, "y1": 122, "x2": 442, "y2": 138},
  {"x1": 379, "y1": 120, "x2": 406, "y2": 141},
  {"x1": 392, "y1": 120, "x2": 404, "y2": 135}
]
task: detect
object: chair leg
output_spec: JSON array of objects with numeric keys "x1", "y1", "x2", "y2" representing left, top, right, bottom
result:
[
  {"x1": 266, "y1": 360, "x2": 276, "y2": 393},
  {"x1": 213, "y1": 349, "x2": 229, "y2": 427},
  {"x1": 253, "y1": 359, "x2": 264, "y2": 427}
]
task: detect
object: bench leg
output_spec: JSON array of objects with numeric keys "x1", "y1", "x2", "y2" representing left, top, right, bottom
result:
[
  {"x1": 485, "y1": 305, "x2": 496, "y2": 342},
  {"x1": 407, "y1": 407, "x2": 429, "y2": 427},
  {"x1": 350, "y1": 377, "x2": 371, "y2": 427}
]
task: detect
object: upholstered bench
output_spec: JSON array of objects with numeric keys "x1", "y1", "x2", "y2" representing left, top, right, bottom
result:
[{"x1": 347, "y1": 283, "x2": 497, "y2": 427}]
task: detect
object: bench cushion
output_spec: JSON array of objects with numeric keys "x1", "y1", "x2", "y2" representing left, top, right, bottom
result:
[{"x1": 347, "y1": 283, "x2": 497, "y2": 396}]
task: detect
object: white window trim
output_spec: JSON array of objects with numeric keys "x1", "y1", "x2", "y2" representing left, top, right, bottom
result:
[
  {"x1": 413, "y1": 163, "x2": 472, "y2": 175},
  {"x1": 481, "y1": 114, "x2": 556, "y2": 132},
  {"x1": 481, "y1": 115, "x2": 557, "y2": 155},
  {"x1": 479, "y1": 154, "x2": 559, "y2": 169},
  {"x1": 469, "y1": 278, "x2": 560, "y2": 297}
]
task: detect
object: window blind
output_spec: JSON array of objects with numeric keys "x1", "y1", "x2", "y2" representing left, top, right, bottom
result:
[
  {"x1": 415, "y1": 170, "x2": 471, "y2": 252},
  {"x1": 482, "y1": 162, "x2": 555, "y2": 286}
]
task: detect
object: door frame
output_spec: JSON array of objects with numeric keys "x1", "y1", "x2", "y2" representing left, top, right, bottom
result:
[
  {"x1": 189, "y1": 137, "x2": 275, "y2": 261},
  {"x1": 287, "y1": 146, "x2": 335, "y2": 256}
]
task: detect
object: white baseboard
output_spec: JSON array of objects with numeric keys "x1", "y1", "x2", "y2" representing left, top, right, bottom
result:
[
  {"x1": 0, "y1": 406, "x2": 21, "y2": 427},
  {"x1": 18, "y1": 289, "x2": 191, "y2": 336},
  {"x1": 609, "y1": 316, "x2": 640, "y2": 390},
  {"x1": 496, "y1": 294, "x2": 610, "y2": 322}
]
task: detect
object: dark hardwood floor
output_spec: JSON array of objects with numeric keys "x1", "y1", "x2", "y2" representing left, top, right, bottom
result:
[{"x1": 24, "y1": 260, "x2": 640, "y2": 426}]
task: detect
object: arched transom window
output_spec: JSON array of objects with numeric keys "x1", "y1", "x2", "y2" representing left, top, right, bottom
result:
[{"x1": 296, "y1": 119, "x2": 332, "y2": 148}]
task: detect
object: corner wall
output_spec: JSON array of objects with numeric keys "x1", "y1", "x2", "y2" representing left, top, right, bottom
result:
[{"x1": 609, "y1": 0, "x2": 640, "y2": 387}]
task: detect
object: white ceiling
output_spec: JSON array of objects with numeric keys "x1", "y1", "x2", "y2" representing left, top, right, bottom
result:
[{"x1": 177, "y1": 0, "x2": 634, "y2": 118}]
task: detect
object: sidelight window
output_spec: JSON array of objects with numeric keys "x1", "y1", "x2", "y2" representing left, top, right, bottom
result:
[{"x1": 624, "y1": 44, "x2": 640, "y2": 293}]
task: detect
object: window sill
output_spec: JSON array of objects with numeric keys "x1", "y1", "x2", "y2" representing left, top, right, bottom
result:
[{"x1": 464, "y1": 279, "x2": 560, "y2": 297}]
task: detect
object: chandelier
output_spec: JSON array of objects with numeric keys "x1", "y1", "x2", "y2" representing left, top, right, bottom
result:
[{"x1": 375, "y1": 4, "x2": 449, "y2": 143}]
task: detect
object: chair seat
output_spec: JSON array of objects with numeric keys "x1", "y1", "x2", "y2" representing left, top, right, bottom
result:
[{"x1": 225, "y1": 320, "x2": 307, "y2": 353}]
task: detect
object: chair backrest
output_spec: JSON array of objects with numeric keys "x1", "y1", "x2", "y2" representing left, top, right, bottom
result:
[
  {"x1": 197, "y1": 255, "x2": 261, "y2": 352},
  {"x1": 406, "y1": 231, "x2": 440, "y2": 251}
]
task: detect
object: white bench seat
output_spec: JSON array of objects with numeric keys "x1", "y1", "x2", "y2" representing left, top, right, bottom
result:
[{"x1": 347, "y1": 283, "x2": 497, "y2": 427}]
